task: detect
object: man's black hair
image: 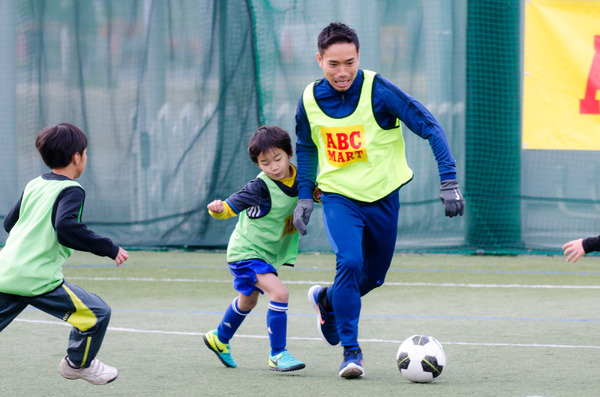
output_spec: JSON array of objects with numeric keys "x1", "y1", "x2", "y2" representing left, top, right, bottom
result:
[{"x1": 318, "y1": 22, "x2": 359, "y2": 55}]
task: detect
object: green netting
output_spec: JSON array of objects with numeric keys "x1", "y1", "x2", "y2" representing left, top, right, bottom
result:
[
  {"x1": 466, "y1": 0, "x2": 522, "y2": 253},
  {"x1": 1, "y1": 0, "x2": 596, "y2": 254},
  {"x1": 0, "y1": 0, "x2": 262, "y2": 248}
]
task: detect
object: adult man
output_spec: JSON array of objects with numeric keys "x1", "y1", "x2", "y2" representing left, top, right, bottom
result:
[{"x1": 293, "y1": 22, "x2": 464, "y2": 379}]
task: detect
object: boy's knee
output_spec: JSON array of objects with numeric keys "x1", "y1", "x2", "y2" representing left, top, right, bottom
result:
[
  {"x1": 95, "y1": 304, "x2": 111, "y2": 323},
  {"x1": 270, "y1": 289, "x2": 289, "y2": 303}
]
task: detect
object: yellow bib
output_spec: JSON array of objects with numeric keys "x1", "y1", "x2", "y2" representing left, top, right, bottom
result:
[{"x1": 302, "y1": 70, "x2": 413, "y2": 202}]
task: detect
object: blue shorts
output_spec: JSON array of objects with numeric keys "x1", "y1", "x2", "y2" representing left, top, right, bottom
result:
[{"x1": 228, "y1": 259, "x2": 278, "y2": 296}]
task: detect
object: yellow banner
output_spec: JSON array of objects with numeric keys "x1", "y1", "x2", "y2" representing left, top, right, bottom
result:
[{"x1": 523, "y1": 0, "x2": 600, "y2": 150}]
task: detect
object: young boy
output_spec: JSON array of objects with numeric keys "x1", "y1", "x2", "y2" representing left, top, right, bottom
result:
[
  {"x1": 203, "y1": 125, "x2": 305, "y2": 372},
  {"x1": 0, "y1": 122, "x2": 129, "y2": 385}
]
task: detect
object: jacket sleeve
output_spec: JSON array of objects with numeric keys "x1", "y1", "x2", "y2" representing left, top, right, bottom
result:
[
  {"x1": 53, "y1": 187, "x2": 119, "y2": 259},
  {"x1": 208, "y1": 201, "x2": 238, "y2": 220},
  {"x1": 295, "y1": 95, "x2": 319, "y2": 199},
  {"x1": 583, "y1": 236, "x2": 600, "y2": 253},
  {"x1": 373, "y1": 75, "x2": 457, "y2": 181},
  {"x1": 225, "y1": 178, "x2": 269, "y2": 213},
  {"x1": 3, "y1": 193, "x2": 23, "y2": 233}
]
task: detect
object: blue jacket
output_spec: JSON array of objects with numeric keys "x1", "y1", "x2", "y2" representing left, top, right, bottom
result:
[{"x1": 295, "y1": 70, "x2": 457, "y2": 200}]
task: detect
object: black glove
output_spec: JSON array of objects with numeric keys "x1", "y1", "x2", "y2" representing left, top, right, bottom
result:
[
  {"x1": 293, "y1": 199, "x2": 314, "y2": 236},
  {"x1": 439, "y1": 179, "x2": 465, "y2": 218}
]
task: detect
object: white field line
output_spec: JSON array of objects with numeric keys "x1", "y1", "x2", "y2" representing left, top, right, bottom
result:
[
  {"x1": 67, "y1": 276, "x2": 600, "y2": 290},
  {"x1": 12, "y1": 318, "x2": 600, "y2": 350}
]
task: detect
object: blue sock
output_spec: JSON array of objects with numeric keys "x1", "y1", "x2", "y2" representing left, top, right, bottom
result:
[
  {"x1": 217, "y1": 297, "x2": 250, "y2": 344},
  {"x1": 267, "y1": 301, "x2": 288, "y2": 356}
]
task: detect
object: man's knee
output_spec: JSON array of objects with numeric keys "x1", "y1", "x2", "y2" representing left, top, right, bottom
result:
[{"x1": 358, "y1": 273, "x2": 384, "y2": 295}]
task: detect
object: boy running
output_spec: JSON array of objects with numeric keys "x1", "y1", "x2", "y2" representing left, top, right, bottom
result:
[
  {"x1": 203, "y1": 125, "x2": 305, "y2": 372},
  {"x1": 0, "y1": 122, "x2": 129, "y2": 385}
]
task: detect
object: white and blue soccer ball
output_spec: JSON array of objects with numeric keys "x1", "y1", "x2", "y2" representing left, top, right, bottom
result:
[{"x1": 396, "y1": 334, "x2": 446, "y2": 383}]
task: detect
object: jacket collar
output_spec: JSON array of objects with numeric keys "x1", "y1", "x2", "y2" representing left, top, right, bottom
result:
[{"x1": 319, "y1": 70, "x2": 364, "y2": 98}]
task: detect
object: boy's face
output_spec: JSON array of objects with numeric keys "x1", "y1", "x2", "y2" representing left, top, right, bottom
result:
[
  {"x1": 316, "y1": 42, "x2": 359, "y2": 92},
  {"x1": 257, "y1": 147, "x2": 291, "y2": 181}
]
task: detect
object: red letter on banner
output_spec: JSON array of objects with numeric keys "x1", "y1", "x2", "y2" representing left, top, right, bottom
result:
[{"x1": 580, "y1": 35, "x2": 600, "y2": 114}]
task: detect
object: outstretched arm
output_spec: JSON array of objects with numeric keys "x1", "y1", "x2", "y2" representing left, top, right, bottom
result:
[
  {"x1": 207, "y1": 179, "x2": 270, "y2": 220},
  {"x1": 374, "y1": 76, "x2": 464, "y2": 217},
  {"x1": 54, "y1": 187, "x2": 120, "y2": 259},
  {"x1": 563, "y1": 239, "x2": 585, "y2": 263}
]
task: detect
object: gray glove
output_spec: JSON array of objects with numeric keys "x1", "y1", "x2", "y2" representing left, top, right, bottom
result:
[
  {"x1": 293, "y1": 199, "x2": 314, "y2": 236},
  {"x1": 440, "y1": 179, "x2": 465, "y2": 218}
]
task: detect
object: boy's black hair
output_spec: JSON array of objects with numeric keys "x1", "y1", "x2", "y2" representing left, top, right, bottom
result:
[
  {"x1": 248, "y1": 126, "x2": 292, "y2": 164},
  {"x1": 317, "y1": 22, "x2": 359, "y2": 55},
  {"x1": 35, "y1": 122, "x2": 88, "y2": 169}
]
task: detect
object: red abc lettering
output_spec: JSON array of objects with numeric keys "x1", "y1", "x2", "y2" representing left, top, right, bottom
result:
[
  {"x1": 326, "y1": 133, "x2": 337, "y2": 149},
  {"x1": 580, "y1": 35, "x2": 600, "y2": 115},
  {"x1": 345, "y1": 152, "x2": 355, "y2": 161},
  {"x1": 337, "y1": 134, "x2": 349, "y2": 150},
  {"x1": 349, "y1": 130, "x2": 362, "y2": 149}
]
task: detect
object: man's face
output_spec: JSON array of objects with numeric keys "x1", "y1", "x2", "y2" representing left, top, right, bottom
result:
[{"x1": 316, "y1": 42, "x2": 359, "y2": 92}]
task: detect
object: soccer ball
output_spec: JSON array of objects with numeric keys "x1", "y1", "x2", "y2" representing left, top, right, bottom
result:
[{"x1": 396, "y1": 334, "x2": 446, "y2": 383}]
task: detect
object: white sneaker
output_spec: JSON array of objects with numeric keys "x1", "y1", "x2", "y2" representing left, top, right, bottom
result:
[{"x1": 58, "y1": 356, "x2": 118, "y2": 385}]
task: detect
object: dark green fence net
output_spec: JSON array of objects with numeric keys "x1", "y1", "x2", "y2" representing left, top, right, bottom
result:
[{"x1": 1, "y1": 0, "x2": 596, "y2": 254}]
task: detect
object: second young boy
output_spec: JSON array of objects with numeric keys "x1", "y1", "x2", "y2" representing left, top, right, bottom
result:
[{"x1": 203, "y1": 125, "x2": 307, "y2": 372}]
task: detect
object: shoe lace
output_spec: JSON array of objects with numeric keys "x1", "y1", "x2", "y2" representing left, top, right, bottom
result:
[
  {"x1": 326, "y1": 310, "x2": 337, "y2": 331},
  {"x1": 277, "y1": 351, "x2": 294, "y2": 363},
  {"x1": 343, "y1": 348, "x2": 362, "y2": 360}
]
